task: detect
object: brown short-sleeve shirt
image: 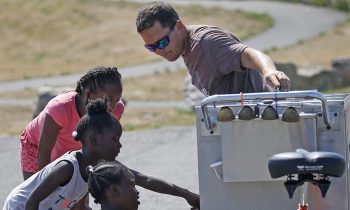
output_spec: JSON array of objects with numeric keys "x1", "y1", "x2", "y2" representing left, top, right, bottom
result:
[{"x1": 182, "y1": 25, "x2": 270, "y2": 96}]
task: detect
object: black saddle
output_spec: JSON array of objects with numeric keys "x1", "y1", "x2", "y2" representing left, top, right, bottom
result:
[{"x1": 268, "y1": 149, "x2": 345, "y2": 198}]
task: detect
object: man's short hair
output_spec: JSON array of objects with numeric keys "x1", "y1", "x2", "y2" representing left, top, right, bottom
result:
[{"x1": 136, "y1": 1, "x2": 179, "y2": 32}]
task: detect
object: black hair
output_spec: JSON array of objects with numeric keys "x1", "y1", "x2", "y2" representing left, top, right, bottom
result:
[
  {"x1": 75, "y1": 66, "x2": 122, "y2": 96},
  {"x1": 87, "y1": 160, "x2": 130, "y2": 204},
  {"x1": 72, "y1": 98, "x2": 121, "y2": 141},
  {"x1": 136, "y1": 1, "x2": 179, "y2": 32}
]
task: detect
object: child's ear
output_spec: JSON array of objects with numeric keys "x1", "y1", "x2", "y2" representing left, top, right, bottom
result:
[
  {"x1": 88, "y1": 133, "x2": 97, "y2": 145},
  {"x1": 104, "y1": 184, "x2": 119, "y2": 202},
  {"x1": 111, "y1": 184, "x2": 120, "y2": 197},
  {"x1": 83, "y1": 88, "x2": 91, "y2": 105},
  {"x1": 84, "y1": 88, "x2": 91, "y2": 97}
]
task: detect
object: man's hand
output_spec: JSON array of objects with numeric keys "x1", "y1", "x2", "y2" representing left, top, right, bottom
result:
[{"x1": 264, "y1": 70, "x2": 290, "y2": 91}]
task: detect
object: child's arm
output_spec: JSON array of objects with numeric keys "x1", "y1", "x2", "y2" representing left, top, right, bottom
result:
[
  {"x1": 37, "y1": 114, "x2": 61, "y2": 170},
  {"x1": 130, "y1": 169, "x2": 200, "y2": 208},
  {"x1": 25, "y1": 161, "x2": 74, "y2": 210}
]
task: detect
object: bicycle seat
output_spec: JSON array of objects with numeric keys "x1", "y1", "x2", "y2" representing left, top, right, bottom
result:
[{"x1": 268, "y1": 149, "x2": 345, "y2": 179}]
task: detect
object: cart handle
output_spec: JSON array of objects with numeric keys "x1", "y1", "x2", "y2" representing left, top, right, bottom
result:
[{"x1": 201, "y1": 90, "x2": 332, "y2": 131}]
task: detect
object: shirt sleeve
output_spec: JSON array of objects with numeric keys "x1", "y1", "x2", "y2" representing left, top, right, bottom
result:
[
  {"x1": 202, "y1": 30, "x2": 247, "y2": 75},
  {"x1": 45, "y1": 99, "x2": 67, "y2": 128},
  {"x1": 113, "y1": 100, "x2": 125, "y2": 120}
]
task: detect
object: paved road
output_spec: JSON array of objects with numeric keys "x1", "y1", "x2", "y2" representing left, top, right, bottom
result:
[
  {"x1": 132, "y1": 0, "x2": 347, "y2": 50},
  {"x1": 0, "y1": 59, "x2": 185, "y2": 94}
]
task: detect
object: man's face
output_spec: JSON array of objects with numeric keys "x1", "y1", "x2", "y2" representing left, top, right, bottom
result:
[{"x1": 139, "y1": 21, "x2": 183, "y2": 62}]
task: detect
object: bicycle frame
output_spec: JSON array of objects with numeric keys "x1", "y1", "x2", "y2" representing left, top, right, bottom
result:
[{"x1": 298, "y1": 183, "x2": 308, "y2": 210}]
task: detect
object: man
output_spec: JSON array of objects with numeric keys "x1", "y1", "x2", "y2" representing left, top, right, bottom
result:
[{"x1": 136, "y1": 1, "x2": 291, "y2": 96}]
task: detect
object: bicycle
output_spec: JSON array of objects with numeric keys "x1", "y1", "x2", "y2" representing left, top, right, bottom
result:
[{"x1": 268, "y1": 148, "x2": 345, "y2": 210}]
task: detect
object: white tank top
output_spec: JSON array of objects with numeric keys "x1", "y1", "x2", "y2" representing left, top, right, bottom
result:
[{"x1": 3, "y1": 153, "x2": 87, "y2": 210}]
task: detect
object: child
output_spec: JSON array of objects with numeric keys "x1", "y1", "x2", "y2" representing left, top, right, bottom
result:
[
  {"x1": 3, "y1": 99, "x2": 199, "y2": 210},
  {"x1": 20, "y1": 66, "x2": 124, "y2": 180},
  {"x1": 87, "y1": 160, "x2": 140, "y2": 210}
]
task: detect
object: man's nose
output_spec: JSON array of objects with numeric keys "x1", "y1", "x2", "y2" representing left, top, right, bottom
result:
[{"x1": 154, "y1": 48, "x2": 165, "y2": 56}]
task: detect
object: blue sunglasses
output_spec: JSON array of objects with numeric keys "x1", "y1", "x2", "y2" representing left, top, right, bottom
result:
[
  {"x1": 144, "y1": 36, "x2": 170, "y2": 52},
  {"x1": 144, "y1": 22, "x2": 176, "y2": 52}
]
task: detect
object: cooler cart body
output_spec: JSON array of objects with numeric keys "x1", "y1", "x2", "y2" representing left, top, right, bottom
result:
[{"x1": 195, "y1": 91, "x2": 350, "y2": 210}]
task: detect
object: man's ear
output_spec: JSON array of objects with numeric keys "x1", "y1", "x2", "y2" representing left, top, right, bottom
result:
[{"x1": 176, "y1": 19, "x2": 185, "y2": 30}]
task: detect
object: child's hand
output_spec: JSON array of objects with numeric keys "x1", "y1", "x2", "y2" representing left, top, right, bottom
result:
[{"x1": 184, "y1": 190, "x2": 200, "y2": 208}]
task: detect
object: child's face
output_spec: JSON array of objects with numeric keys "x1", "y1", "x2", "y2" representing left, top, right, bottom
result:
[
  {"x1": 88, "y1": 83, "x2": 122, "y2": 113},
  {"x1": 108, "y1": 171, "x2": 140, "y2": 210},
  {"x1": 95, "y1": 124, "x2": 122, "y2": 161}
]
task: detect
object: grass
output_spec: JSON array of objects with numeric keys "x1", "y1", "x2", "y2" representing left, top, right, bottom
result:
[
  {"x1": 123, "y1": 69, "x2": 188, "y2": 101},
  {"x1": 271, "y1": 0, "x2": 350, "y2": 12},
  {"x1": 0, "y1": 104, "x2": 196, "y2": 136},
  {"x1": 2, "y1": 1, "x2": 348, "y2": 136},
  {"x1": 0, "y1": 0, "x2": 272, "y2": 82},
  {"x1": 120, "y1": 108, "x2": 195, "y2": 131},
  {"x1": 0, "y1": 69, "x2": 192, "y2": 136},
  {"x1": 0, "y1": 88, "x2": 37, "y2": 99},
  {"x1": 0, "y1": 1, "x2": 274, "y2": 135},
  {"x1": 0, "y1": 106, "x2": 32, "y2": 136},
  {"x1": 0, "y1": 69, "x2": 188, "y2": 100},
  {"x1": 324, "y1": 86, "x2": 350, "y2": 93},
  {"x1": 268, "y1": 17, "x2": 350, "y2": 94},
  {"x1": 267, "y1": 18, "x2": 350, "y2": 69}
]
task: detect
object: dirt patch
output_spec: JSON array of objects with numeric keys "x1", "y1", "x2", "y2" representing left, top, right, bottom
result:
[
  {"x1": 0, "y1": 106, "x2": 32, "y2": 136},
  {"x1": 268, "y1": 19, "x2": 350, "y2": 69},
  {"x1": 120, "y1": 107, "x2": 195, "y2": 131},
  {"x1": 123, "y1": 69, "x2": 187, "y2": 101}
]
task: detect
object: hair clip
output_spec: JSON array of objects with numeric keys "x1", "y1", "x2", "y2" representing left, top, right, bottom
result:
[
  {"x1": 86, "y1": 165, "x2": 94, "y2": 175},
  {"x1": 72, "y1": 131, "x2": 78, "y2": 138}
]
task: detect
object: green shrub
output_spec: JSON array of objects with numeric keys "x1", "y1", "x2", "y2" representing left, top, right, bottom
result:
[
  {"x1": 335, "y1": 0, "x2": 350, "y2": 12},
  {"x1": 271, "y1": 0, "x2": 350, "y2": 12}
]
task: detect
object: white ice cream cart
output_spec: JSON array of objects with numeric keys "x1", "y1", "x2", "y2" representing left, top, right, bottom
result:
[{"x1": 195, "y1": 90, "x2": 350, "y2": 210}]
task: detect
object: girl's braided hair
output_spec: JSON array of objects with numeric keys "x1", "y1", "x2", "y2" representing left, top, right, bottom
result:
[
  {"x1": 86, "y1": 160, "x2": 129, "y2": 204},
  {"x1": 75, "y1": 66, "x2": 122, "y2": 95}
]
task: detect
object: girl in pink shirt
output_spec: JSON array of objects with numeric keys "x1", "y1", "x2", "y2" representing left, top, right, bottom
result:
[{"x1": 20, "y1": 66, "x2": 124, "y2": 180}]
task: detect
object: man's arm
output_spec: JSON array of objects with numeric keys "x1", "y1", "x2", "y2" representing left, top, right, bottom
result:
[
  {"x1": 241, "y1": 47, "x2": 290, "y2": 91},
  {"x1": 130, "y1": 169, "x2": 200, "y2": 208}
]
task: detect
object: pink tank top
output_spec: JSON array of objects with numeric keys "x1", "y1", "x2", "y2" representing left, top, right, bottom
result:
[{"x1": 23, "y1": 91, "x2": 124, "y2": 161}]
